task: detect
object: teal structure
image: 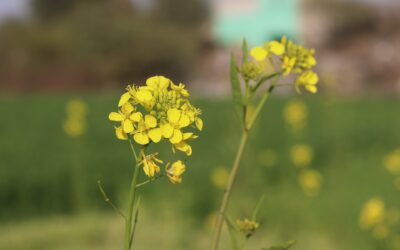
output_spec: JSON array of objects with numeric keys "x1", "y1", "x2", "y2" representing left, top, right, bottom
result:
[{"x1": 213, "y1": 0, "x2": 299, "y2": 47}]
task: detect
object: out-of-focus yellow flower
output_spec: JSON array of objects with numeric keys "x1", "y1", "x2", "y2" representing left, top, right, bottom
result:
[
  {"x1": 211, "y1": 167, "x2": 229, "y2": 189},
  {"x1": 236, "y1": 218, "x2": 259, "y2": 237},
  {"x1": 290, "y1": 144, "x2": 314, "y2": 168},
  {"x1": 63, "y1": 119, "x2": 86, "y2": 137},
  {"x1": 295, "y1": 71, "x2": 319, "y2": 94},
  {"x1": 257, "y1": 149, "x2": 278, "y2": 168},
  {"x1": 372, "y1": 223, "x2": 390, "y2": 240},
  {"x1": 63, "y1": 99, "x2": 88, "y2": 138},
  {"x1": 282, "y1": 56, "x2": 296, "y2": 75},
  {"x1": 359, "y1": 197, "x2": 386, "y2": 230},
  {"x1": 384, "y1": 149, "x2": 400, "y2": 174},
  {"x1": 166, "y1": 160, "x2": 186, "y2": 184},
  {"x1": 266, "y1": 40, "x2": 285, "y2": 56},
  {"x1": 283, "y1": 100, "x2": 307, "y2": 132},
  {"x1": 298, "y1": 169, "x2": 322, "y2": 197},
  {"x1": 250, "y1": 46, "x2": 268, "y2": 61}
]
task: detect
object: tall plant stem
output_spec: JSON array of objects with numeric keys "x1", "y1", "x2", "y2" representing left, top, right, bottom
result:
[
  {"x1": 212, "y1": 130, "x2": 249, "y2": 250},
  {"x1": 124, "y1": 140, "x2": 141, "y2": 250}
]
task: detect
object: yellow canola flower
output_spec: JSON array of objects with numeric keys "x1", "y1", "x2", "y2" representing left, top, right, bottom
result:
[
  {"x1": 283, "y1": 100, "x2": 307, "y2": 131},
  {"x1": 359, "y1": 197, "x2": 386, "y2": 230},
  {"x1": 63, "y1": 119, "x2": 86, "y2": 137},
  {"x1": 109, "y1": 103, "x2": 141, "y2": 134},
  {"x1": 298, "y1": 169, "x2": 322, "y2": 197},
  {"x1": 236, "y1": 218, "x2": 259, "y2": 237},
  {"x1": 266, "y1": 40, "x2": 285, "y2": 56},
  {"x1": 282, "y1": 56, "x2": 296, "y2": 75},
  {"x1": 250, "y1": 46, "x2": 268, "y2": 61},
  {"x1": 166, "y1": 160, "x2": 186, "y2": 184},
  {"x1": 140, "y1": 152, "x2": 163, "y2": 177},
  {"x1": 134, "y1": 115, "x2": 161, "y2": 145},
  {"x1": 384, "y1": 149, "x2": 400, "y2": 174},
  {"x1": 295, "y1": 71, "x2": 319, "y2": 94},
  {"x1": 63, "y1": 99, "x2": 88, "y2": 138},
  {"x1": 290, "y1": 144, "x2": 314, "y2": 168},
  {"x1": 163, "y1": 108, "x2": 190, "y2": 144}
]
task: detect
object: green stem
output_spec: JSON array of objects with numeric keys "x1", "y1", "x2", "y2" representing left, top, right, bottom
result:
[
  {"x1": 124, "y1": 140, "x2": 141, "y2": 250},
  {"x1": 136, "y1": 174, "x2": 164, "y2": 188},
  {"x1": 212, "y1": 131, "x2": 249, "y2": 250},
  {"x1": 247, "y1": 76, "x2": 280, "y2": 130}
]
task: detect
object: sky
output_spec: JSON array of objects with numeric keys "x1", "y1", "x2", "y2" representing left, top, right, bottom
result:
[{"x1": 0, "y1": 0, "x2": 28, "y2": 21}]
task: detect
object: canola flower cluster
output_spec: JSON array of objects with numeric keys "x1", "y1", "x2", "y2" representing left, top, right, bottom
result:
[
  {"x1": 63, "y1": 99, "x2": 88, "y2": 138},
  {"x1": 236, "y1": 218, "x2": 260, "y2": 238},
  {"x1": 109, "y1": 76, "x2": 203, "y2": 184},
  {"x1": 249, "y1": 37, "x2": 318, "y2": 93},
  {"x1": 359, "y1": 197, "x2": 400, "y2": 244},
  {"x1": 284, "y1": 100, "x2": 322, "y2": 197}
]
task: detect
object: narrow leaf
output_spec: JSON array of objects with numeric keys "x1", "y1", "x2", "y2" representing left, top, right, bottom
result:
[
  {"x1": 230, "y1": 53, "x2": 243, "y2": 120},
  {"x1": 242, "y1": 38, "x2": 249, "y2": 64},
  {"x1": 251, "y1": 194, "x2": 265, "y2": 221}
]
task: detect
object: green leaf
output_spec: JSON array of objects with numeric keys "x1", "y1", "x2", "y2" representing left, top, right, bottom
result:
[
  {"x1": 230, "y1": 53, "x2": 243, "y2": 120},
  {"x1": 242, "y1": 38, "x2": 249, "y2": 64},
  {"x1": 262, "y1": 240, "x2": 295, "y2": 250},
  {"x1": 251, "y1": 194, "x2": 265, "y2": 221}
]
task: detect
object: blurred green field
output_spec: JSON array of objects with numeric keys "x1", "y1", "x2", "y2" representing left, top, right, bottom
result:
[{"x1": 1, "y1": 94, "x2": 400, "y2": 250}]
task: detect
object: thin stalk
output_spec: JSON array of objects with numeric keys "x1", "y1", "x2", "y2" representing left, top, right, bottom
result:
[
  {"x1": 124, "y1": 139, "x2": 141, "y2": 250},
  {"x1": 247, "y1": 76, "x2": 280, "y2": 130},
  {"x1": 136, "y1": 174, "x2": 164, "y2": 188},
  {"x1": 212, "y1": 131, "x2": 249, "y2": 250}
]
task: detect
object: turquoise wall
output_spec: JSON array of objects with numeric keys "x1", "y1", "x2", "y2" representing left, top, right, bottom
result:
[{"x1": 214, "y1": 0, "x2": 298, "y2": 47}]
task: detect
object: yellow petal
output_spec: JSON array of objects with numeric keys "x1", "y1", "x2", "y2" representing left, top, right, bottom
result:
[
  {"x1": 146, "y1": 76, "x2": 171, "y2": 89},
  {"x1": 175, "y1": 142, "x2": 192, "y2": 156},
  {"x1": 118, "y1": 92, "x2": 131, "y2": 107},
  {"x1": 267, "y1": 41, "x2": 285, "y2": 55},
  {"x1": 250, "y1": 46, "x2": 268, "y2": 61},
  {"x1": 195, "y1": 118, "x2": 203, "y2": 131},
  {"x1": 161, "y1": 123, "x2": 174, "y2": 138},
  {"x1": 178, "y1": 114, "x2": 190, "y2": 128},
  {"x1": 109, "y1": 112, "x2": 124, "y2": 121},
  {"x1": 115, "y1": 127, "x2": 128, "y2": 140},
  {"x1": 167, "y1": 108, "x2": 181, "y2": 124},
  {"x1": 135, "y1": 89, "x2": 153, "y2": 102},
  {"x1": 134, "y1": 132, "x2": 149, "y2": 145},
  {"x1": 121, "y1": 103, "x2": 134, "y2": 114},
  {"x1": 305, "y1": 85, "x2": 318, "y2": 94},
  {"x1": 169, "y1": 129, "x2": 183, "y2": 144},
  {"x1": 183, "y1": 132, "x2": 194, "y2": 140},
  {"x1": 145, "y1": 115, "x2": 157, "y2": 128},
  {"x1": 148, "y1": 128, "x2": 162, "y2": 143},
  {"x1": 123, "y1": 119, "x2": 134, "y2": 133},
  {"x1": 129, "y1": 112, "x2": 143, "y2": 122}
]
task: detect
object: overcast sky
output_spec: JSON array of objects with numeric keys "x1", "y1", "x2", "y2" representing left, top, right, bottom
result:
[{"x1": 0, "y1": 0, "x2": 29, "y2": 20}]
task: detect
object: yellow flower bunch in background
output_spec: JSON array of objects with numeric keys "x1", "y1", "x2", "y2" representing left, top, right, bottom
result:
[
  {"x1": 109, "y1": 75, "x2": 202, "y2": 181},
  {"x1": 63, "y1": 99, "x2": 88, "y2": 137},
  {"x1": 249, "y1": 36, "x2": 319, "y2": 93}
]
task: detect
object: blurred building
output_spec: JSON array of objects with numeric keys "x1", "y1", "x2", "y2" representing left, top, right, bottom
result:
[{"x1": 212, "y1": 0, "x2": 298, "y2": 46}]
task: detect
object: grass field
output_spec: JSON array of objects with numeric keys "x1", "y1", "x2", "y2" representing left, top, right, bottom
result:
[{"x1": 1, "y1": 94, "x2": 400, "y2": 249}]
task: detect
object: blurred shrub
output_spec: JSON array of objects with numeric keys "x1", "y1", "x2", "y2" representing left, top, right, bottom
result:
[{"x1": 0, "y1": 1, "x2": 208, "y2": 91}]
